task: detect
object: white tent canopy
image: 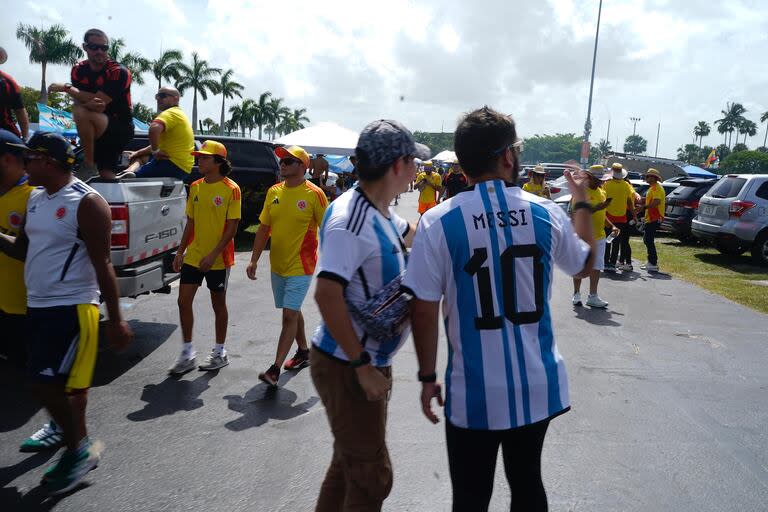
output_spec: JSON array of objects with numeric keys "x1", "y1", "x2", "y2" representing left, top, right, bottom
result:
[
  {"x1": 432, "y1": 150, "x2": 457, "y2": 162},
  {"x1": 275, "y1": 122, "x2": 359, "y2": 156}
]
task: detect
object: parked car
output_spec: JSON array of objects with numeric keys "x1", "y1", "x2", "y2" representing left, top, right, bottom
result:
[
  {"x1": 121, "y1": 135, "x2": 280, "y2": 226},
  {"x1": 660, "y1": 178, "x2": 718, "y2": 242},
  {"x1": 519, "y1": 163, "x2": 571, "y2": 182},
  {"x1": 691, "y1": 174, "x2": 768, "y2": 265}
]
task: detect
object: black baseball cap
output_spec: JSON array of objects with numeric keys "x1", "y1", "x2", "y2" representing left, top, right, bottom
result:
[
  {"x1": 356, "y1": 119, "x2": 431, "y2": 167},
  {"x1": 0, "y1": 129, "x2": 25, "y2": 156},
  {"x1": 9, "y1": 131, "x2": 76, "y2": 169}
]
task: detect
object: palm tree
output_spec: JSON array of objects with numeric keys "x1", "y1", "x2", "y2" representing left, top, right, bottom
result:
[
  {"x1": 292, "y1": 108, "x2": 310, "y2": 130},
  {"x1": 693, "y1": 121, "x2": 710, "y2": 149},
  {"x1": 265, "y1": 97, "x2": 290, "y2": 140},
  {"x1": 175, "y1": 52, "x2": 221, "y2": 133},
  {"x1": 216, "y1": 69, "x2": 244, "y2": 135},
  {"x1": 16, "y1": 23, "x2": 81, "y2": 104},
  {"x1": 715, "y1": 102, "x2": 746, "y2": 149},
  {"x1": 251, "y1": 92, "x2": 272, "y2": 140},
  {"x1": 228, "y1": 101, "x2": 248, "y2": 137},
  {"x1": 201, "y1": 117, "x2": 217, "y2": 133},
  {"x1": 761, "y1": 111, "x2": 768, "y2": 148},
  {"x1": 107, "y1": 38, "x2": 151, "y2": 85},
  {"x1": 597, "y1": 138, "x2": 612, "y2": 155},
  {"x1": 277, "y1": 113, "x2": 299, "y2": 137},
  {"x1": 151, "y1": 49, "x2": 184, "y2": 90},
  {"x1": 739, "y1": 119, "x2": 757, "y2": 145}
]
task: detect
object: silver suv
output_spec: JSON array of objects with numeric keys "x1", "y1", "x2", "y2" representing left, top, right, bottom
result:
[{"x1": 691, "y1": 174, "x2": 768, "y2": 265}]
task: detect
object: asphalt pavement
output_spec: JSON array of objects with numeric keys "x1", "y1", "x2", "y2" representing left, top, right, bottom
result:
[{"x1": 1, "y1": 187, "x2": 766, "y2": 511}]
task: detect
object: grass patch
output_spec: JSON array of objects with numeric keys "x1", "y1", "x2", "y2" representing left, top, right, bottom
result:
[{"x1": 629, "y1": 236, "x2": 768, "y2": 313}]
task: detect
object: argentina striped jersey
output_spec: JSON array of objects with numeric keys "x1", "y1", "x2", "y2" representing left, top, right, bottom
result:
[
  {"x1": 311, "y1": 187, "x2": 410, "y2": 366},
  {"x1": 403, "y1": 180, "x2": 590, "y2": 430}
]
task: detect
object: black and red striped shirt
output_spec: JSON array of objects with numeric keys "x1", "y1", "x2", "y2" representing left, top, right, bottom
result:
[
  {"x1": 71, "y1": 59, "x2": 133, "y2": 125},
  {"x1": 0, "y1": 70, "x2": 24, "y2": 137}
]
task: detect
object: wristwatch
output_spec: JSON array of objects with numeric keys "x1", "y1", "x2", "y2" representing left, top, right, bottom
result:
[
  {"x1": 349, "y1": 351, "x2": 371, "y2": 369},
  {"x1": 572, "y1": 201, "x2": 592, "y2": 212},
  {"x1": 418, "y1": 372, "x2": 437, "y2": 383}
]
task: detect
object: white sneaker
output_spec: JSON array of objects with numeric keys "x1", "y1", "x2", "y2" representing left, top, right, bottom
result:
[
  {"x1": 168, "y1": 353, "x2": 196, "y2": 375},
  {"x1": 572, "y1": 292, "x2": 582, "y2": 306},
  {"x1": 586, "y1": 294, "x2": 608, "y2": 308},
  {"x1": 645, "y1": 263, "x2": 659, "y2": 272},
  {"x1": 198, "y1": 352, "x2": 229, "y2": 371},
  {"x1": 618, "y1": 263, "x2": 633, "y2": 271}
]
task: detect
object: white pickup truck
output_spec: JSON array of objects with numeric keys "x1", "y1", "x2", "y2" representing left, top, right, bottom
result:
[{"x1": 87, "y1": 177, "x2": 186, "y2": 298}]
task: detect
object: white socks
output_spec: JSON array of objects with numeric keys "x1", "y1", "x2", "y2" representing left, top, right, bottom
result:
[
  {"x1": 181, "y1": 342, "x2": 194, "y2": 359},
  {"x1": 213, "y1": 343, "x2": 226, "y2": 357}
]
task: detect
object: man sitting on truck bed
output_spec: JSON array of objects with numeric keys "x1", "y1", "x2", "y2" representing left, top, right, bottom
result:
[
  {"x1": 170, "y1": 140, "x2": 241, "y2": 374},
  {"x1": 120, "y1": 87, "x2": 194, "y2": 181}
]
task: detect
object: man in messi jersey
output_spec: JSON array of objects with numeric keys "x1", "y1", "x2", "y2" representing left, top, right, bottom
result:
[
  {"x1": 0, "y1": 131, "x2": 132, "y2": 494},
  {"x1": 247, "y1": 145, "x2": 328, "y2": 386},
  {"x1": 311, "y1": 119, "x2": 425, "y2": 511},
  {"x1": 405, "y1": 106, "x2": 596, "y2": 512},
  {"x1": 170, "y1": 140, "x2": 241, "y2": 374},
  {"x1": 49, "y1": 28, "x2": 134, "y2": 178}
]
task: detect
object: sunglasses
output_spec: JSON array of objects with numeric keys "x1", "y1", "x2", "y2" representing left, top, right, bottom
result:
[
  {"x1": 280, "y1": 158, "x2": 301, "y2": 166},
  {"x1": 492, "y1": 138, "x2": 523, "y2": 155},
  {"x1": 85, "y1": 43, "x2": 109, "y2": 52},
  {"x1": 155, "y1": 92, "x2": 176, "y2": 99}
]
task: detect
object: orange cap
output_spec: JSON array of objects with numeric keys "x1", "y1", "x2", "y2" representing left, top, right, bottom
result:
[
  {"x1": 275, "y1": 145, "x2": 310, "y2": 168},
  {"x1": 191, "y1": 140, "x2": 227, "y2": 158}
]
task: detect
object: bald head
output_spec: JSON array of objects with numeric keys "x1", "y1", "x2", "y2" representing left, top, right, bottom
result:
[{"x1": 156, "y1": 87, "x2": 181, "y2": 111}]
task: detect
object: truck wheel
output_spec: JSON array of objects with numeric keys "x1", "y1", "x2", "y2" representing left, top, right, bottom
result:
[
  {"x1": 715, "y1": 243, "x2": 746, "y2": 256},
  {"x1": 751, "y1": 231, "x2": 768, "y2": 266}
]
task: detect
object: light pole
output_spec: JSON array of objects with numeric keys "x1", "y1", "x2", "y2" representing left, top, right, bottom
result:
[
  {"x1": 582, "y1": 0, "x2": 603, "y2": 168},
  {"x1": 630, "y1": 116, "x2": 641, "y2": 136}
]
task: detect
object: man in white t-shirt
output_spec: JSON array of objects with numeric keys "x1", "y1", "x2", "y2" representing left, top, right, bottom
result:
[
  {"x1": 310, "y1": 119, "x2": 428, "y2": 511},
  {"x1": 404, "y1": 106, "x2": 596, "y2": 511}
]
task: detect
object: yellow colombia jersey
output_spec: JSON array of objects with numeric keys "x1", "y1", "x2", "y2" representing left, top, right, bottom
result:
[
  {"x1": 572, "y1": 186, "x2": 607, "y2": 240},
  {"x1": 184, "y1": 177, "x2": 241, "y2": 270},
  {"x1": 602, "y1": 179, "x2": 634, "y2": 220},
  {"x1": 154, "y1": 106, "x2": 194, "y2": 173},
  {"x1": 417, "y1": 172, "x2": 442, "y2": 204},
  {"x1": 0, "y1": 175, "x2": 34, "y2": 314},
  {"x1": 522, "y1": 181, "x2": 546, "y2": 197},
  {"x1": 259, "y1": 180, "x2": 328, "y2": 277},
  {"x1": 645, "y1": 183, "x2": 666, "y2": 222}
]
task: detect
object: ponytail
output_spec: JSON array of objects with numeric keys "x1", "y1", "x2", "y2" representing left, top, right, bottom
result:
[{"x1": 214, "y1": 155, "x2": 232, "y2": 176}]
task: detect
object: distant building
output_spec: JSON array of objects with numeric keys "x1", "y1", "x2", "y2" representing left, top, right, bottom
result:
[{"x1": 601, "y1": 152, "x2": 716, "y2": 180}]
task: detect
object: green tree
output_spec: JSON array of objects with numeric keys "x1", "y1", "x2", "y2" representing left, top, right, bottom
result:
[
  {"x1": 20, "y1": 85, "x2": 72, "y2": 122},
  {"x1": 132, "y1": 102, "x2": 155, "y2": 124},
  {"x1": 16, "y1": 23, "x2": 81, "y2": 104},
  {"x1": 253, "y1": 92, "x2": 272, "y2": 140},
  {"x1": 265, "y1": 97, "x2": 290, "y2": 140},
  {"x1": 228, "y1": 101, "x2": 248, "y2": 137},
  {"x1": 412, "y1": 132, "x2": 453, "y2": 155},
  {"x1": 761, "y1": 111, "x2": 768, "y2": 149},
  {"x1": 201, "y1": 117, "x2": 217, "y2": 133},
  {"x1": 693, "y1": 121, "x2": 710, "y2": 149},
  {"x1": 715, "y1": 102, "x2": 746, "y2": 149},
  {"x1": 151, "y1": 49, "x2": 184, "y2": 89},
  {"x1": 623, "y1": 134, "x2": 647, "y2": 155},
  {"x1": 292, "y1": 108, "x2": 310, "y2": 130},
  {"x1": 517, "y1": 133, "x2": 581, "y2": 164},
  {"x1": 597, "y1": 138, "x2": 612, "y2": 156},
  {"x1": 215, "y1": 69, "x2": 243, "y2": 136},
  {"x1": 676, "y1": 144, "x2": 699, "y2": 163},
  {"x1": 716, "y1": 144, "x2": 731, "y2": 162},
  {"x1": 732, "y1": 143, "x2": 748, "y2": 153},
  {"x1": 175, "y1": 52, "x2": 221, "y2": 134},
  {"x1": 738, "y1": 119, "x2": 757, "y2": 145},
  {"x1": 720, "y1": 150, "x2": 768, "y2": 174},
  {"x1": 107, "y1": 38, "x2": 151, "y2": 85}
]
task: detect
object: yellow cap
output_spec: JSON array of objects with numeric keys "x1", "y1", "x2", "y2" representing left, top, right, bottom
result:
[
  {"x1": 191, "y1": 140, "x2": 227, "y2": 158},
  {"x1": 645, "y1": 168, "x2": 663, "y2": 180},
  {"x1": 275, "y1": 145, "x2": 310, "y2": 168},
  {"x1": 587, "y1": 164, "x2": 610, "y2": 180}
]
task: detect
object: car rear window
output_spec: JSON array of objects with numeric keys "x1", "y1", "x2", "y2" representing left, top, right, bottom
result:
[
  {"x1": 708, "y1": 177, "x2": 746, "y2": 199},
  {"x1": 669, "y1": 185, "x2": 698, "y2": 199},
  {"x1": 225, "y1": 142, "x2": 278, "y2": 170},
  {"x1": 755, "y1": 181, "x2": 768, "y2": 200}
]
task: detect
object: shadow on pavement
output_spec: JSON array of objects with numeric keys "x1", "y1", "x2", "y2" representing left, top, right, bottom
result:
[
  {"x1": 0, "y1": 451, "x2": 56, "y2": 488},
  {"x1": 92, "y1": 320, "x2": 177, "y2": 387},
  {"x1": 126, "y1": 371, "x2": 219, "y2": 422},
  {"x1": 573, "y1": 306, "x2": 622, "y2": 326},
  {"x1": 0, "y1": 480, "x2": 90, "y2": 511},
  {"x1": 223, "y1": 370, "x2": 320, "y2": 431},
  {"x1": 0, "y1": 363, "x2": 42, "y2": 433},
  {"x1": 601, "y1": 270, "x2": 643, "y2": 282}
]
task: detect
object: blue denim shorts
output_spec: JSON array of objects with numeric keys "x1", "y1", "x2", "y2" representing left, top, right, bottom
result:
[
  {"x1": 270, "y1": 273, "x2": 312, "y2": 311},
  {"x1": 135, "y1": 158, "x2": 189, "y2": 180}
]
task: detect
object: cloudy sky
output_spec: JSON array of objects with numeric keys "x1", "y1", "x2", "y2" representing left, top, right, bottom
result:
[{"x1": 2, "y1": 0, "x2": 767, "y2": 158}]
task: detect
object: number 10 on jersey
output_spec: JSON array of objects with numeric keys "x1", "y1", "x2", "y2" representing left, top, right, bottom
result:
[{"x1": 463, "y1": 244, "x2": 545, "y2": 329}]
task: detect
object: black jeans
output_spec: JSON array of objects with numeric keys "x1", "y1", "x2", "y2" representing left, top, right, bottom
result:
[
  {"x1": 609, "y1": 222, "x2": 631, "y2": 265},
  {"x1": 643, "y1": 220, "x2": 660, "y2": 265},
  {"x1": 446, "y1": 419, "x2": 550, "y2": 512}
]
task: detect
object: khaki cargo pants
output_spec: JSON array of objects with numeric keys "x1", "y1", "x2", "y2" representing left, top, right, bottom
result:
[{"x1": 310, "y1": 349, "x2": 393, "y2": 512}]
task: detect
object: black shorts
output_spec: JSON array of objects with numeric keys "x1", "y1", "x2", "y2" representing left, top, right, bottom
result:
[
  {"x1": 26, "y1": 305, "x2": 100, "y2": 391},
  {"x1": 0, "y1": 310, "x2": 27, "y2": 365},
  {"x1": 180, "y1": 264, "x2": 230, "y2": 292},
  {"x1": 94, "y1": 117, "x2": 134, "y2": 170}
]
